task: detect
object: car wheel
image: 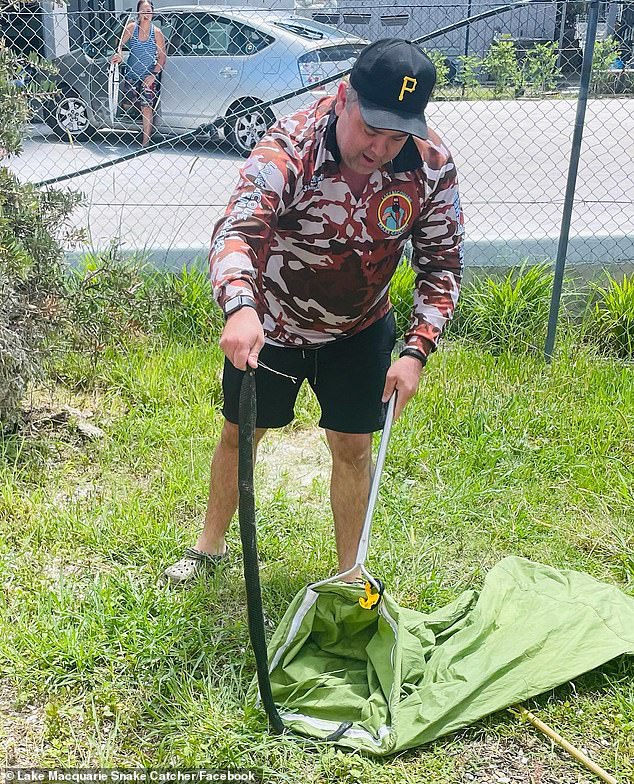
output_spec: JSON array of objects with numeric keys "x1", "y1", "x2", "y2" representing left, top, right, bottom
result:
[
  {"x1": 225, "y1": 100, "x2": 274, "y2": 157},
  {"x1": 44, "y1": 89, "x2": 95, "y2": 141}
]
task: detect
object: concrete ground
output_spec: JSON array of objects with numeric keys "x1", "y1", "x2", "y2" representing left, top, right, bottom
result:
[{"x1": 9, "y1": 97, "x2": 634, "y2": 270}]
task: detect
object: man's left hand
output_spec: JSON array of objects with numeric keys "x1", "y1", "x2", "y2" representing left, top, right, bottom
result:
[{"x1": 382, "y1": 356, "x2": 424, "y2": 420}]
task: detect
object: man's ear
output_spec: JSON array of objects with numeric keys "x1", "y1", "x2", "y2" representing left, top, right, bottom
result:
[{"x1": 334, "y1": 80, "x2": 348, "y2": 117}]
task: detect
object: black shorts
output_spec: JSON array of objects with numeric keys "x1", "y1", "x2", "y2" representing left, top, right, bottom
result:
[{"x1": 222, "y1": 310, "x2": 396, "y2": 434}]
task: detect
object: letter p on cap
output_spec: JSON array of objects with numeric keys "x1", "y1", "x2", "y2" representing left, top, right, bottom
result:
[{"x1": 398, "y1": 76, "x2": 417, "y2": 101}]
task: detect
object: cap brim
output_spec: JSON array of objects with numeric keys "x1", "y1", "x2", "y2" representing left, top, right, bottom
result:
[{"x1": 357, "y1": 93, "x2": 428, "y2": 140}]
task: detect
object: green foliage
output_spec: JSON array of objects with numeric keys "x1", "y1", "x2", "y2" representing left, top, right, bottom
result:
[
  {"x1": 522, "y1": 42, "x2": 561, "y2": 95},
  {"x1": 483, "y1": 35, "x2": 520, "y2": 96},
  {"x1": 457, "y1": 55, "x2": 482, "y2": 94},
  {"x1": 60, "y1": 247, "x2": 157, "y2": 361},
  {"x1": 590, "y1": 36, "x2": 622, "y2": 95},
  {"x1": 56, "y1": 249, "x2": 223, "y2": 384},
  {"x1": 0, "y1": 38, "x2": 77, "y2": 427},
  {"x1": 591, "y1": 36, "x2": 621, "y2": 77},
  {"x1": 587, "y1": 273, "x2": 634, "y2": 358},
  {"x1": 1, "y1": 336, "x2": 633, "y2": 776},
  {"x1": 150, "y1": 265, "x2": 224, "y2": 341},
  {"x1": 389, "y1": 259, "x2": 415, "y2": 340},
  {"x1": 453, "y1": 263, "x2": 554, "y2": 353},
  {"x1": 424, "y1": 48, "x2": 450, "y2": 91},
  {"x1": 0, "y1": 39, "x2": 58, "y2": 157},
  {"x1": 0, "y1": 169, "x2": 81, "y2": 427}
]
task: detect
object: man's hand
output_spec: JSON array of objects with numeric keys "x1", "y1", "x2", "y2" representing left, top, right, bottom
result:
[
  {"x1": 219, "y1": 307, "x2": 264, "y2": 370},
  {"x1": 382, "y1": 356, "x2": 424, "y2": 420}
]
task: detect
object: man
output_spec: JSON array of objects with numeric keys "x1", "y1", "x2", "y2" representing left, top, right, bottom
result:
[
  {"x1": 163, "y1": 39, "x2": 464, "y2": 586},
  {"x1": 382, "y1": 195, "x2": 407, "y2": 232}
]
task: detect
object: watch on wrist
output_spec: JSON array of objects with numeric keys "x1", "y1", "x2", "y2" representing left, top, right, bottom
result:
[
  {"x1": 399, "y1": 347, "x2": 427, "y2": 367},
  {"x1": 224, "y1": 294, "x2": 257, "y2": 319}
]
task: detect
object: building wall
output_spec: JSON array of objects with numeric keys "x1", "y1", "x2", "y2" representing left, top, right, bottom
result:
[
  {"x1": 36, "y1": 0, "x2": 560, "y2": 59},
  {"x1": 152, "y1": 0, "x2": 559, "y2": 58}
]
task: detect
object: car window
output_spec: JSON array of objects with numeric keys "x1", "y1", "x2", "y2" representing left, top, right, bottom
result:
[
  {"x1": 273, "y1": 21, "x2": 325, "y2": 40},
  {"x1": 231, "y1": 22, "x2": 274, "y2": 55},
  {"x1": 153, "y1": 13, "x2": 176, "y2": 44},
  {"x1": 92, "y1": 15, "x2": 126, "y2": 54},
  {"x1": 170, "y1": 13, "x2": 234, "y2": 56}
]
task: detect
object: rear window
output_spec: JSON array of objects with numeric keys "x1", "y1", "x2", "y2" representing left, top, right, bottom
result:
[
  {"x1": 314, "y1": 44, "x2": 365, "y2": 62},
  {"x1": 273, "y1": 22, "x2": 326, "y2": 40}
]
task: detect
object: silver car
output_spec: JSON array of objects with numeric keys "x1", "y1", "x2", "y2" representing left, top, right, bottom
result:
[{"x1": 43, "y1": 6, "x2": 366, "y2": 155}]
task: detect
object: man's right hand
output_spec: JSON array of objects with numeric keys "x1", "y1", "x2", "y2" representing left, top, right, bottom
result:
[{"x1": 219, "y1": 307, "x2": 264, "y2": 370}]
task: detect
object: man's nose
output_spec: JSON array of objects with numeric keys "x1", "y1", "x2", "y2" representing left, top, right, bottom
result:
[{"x1": 368, "y1": 136, "x2": 389, "y2": 160}]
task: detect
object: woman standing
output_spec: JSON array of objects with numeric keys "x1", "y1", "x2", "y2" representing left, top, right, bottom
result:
[{"x1": 111, "y1": 0, "x2": 167, "y2": 147}]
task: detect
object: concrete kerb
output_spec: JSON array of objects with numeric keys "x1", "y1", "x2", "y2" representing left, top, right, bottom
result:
[{"x1": 65, "y1": 235, "x2": 634, "y2": 280}]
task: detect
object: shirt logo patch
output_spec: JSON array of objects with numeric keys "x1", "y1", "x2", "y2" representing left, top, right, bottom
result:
[{"x1": 377, "y1": 191, "x2": 413, "y2": 236}]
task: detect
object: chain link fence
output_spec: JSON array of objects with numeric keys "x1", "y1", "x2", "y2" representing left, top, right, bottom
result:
[{"x1": 2, "y1": 0, "x2": 634, "y2": 343}]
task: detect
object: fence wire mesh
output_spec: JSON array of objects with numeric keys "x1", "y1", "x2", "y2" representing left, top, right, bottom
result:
[{"x1": 2, "y1": 1, "x2": 634, "y2": 314}]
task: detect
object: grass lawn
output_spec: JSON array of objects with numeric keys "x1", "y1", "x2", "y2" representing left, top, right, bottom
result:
[{"x1": 0, "y1": 337, "x2": 632, "y2": 782}]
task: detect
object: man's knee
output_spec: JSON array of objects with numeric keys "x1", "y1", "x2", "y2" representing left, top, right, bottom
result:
[
  {"x1": 219, "y1": 420, "x2": 240, "y2": 450},
  {"x1": 325, "y1": 430, "x2": 372, "y2": 469},
  {"x1": 218, "y1": 420, "x2": 266, "y2": 451}
]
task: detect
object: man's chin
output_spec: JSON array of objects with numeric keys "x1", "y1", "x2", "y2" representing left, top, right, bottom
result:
[{"x1": 351, "y1": 159, "x2": 378, "y2": 174}]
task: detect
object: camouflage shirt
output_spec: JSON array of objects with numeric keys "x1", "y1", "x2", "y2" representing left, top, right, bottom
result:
[{"x1": 210, "y1": 95, "x2": 464, "y2": 362}]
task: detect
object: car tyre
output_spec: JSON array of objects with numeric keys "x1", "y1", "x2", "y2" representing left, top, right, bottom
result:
[
  {"x1": 225, "y1": 100, "x2": 275, "y2": 157},
  {"x1": 44, "y1": 88, "x2": 96, "y2": 142}
]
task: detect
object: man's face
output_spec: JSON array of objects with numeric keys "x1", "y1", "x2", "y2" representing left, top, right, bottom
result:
[{"x1": 334, "y1": 82, "x2": 409, "y2": 175}]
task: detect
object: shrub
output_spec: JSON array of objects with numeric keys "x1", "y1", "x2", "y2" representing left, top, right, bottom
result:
[
  {"x1": 590, "y1": 36, "x2": 622, "y2": 95},
  {"x1": 522, "y1": 42, "x2": 561, "y2": 95},
  {"x1": 151, "y1": 265, "x2": 224, "y2": 341},
  {"x1": 423, "y1": 49, "x2": 450, "y2": 92},
  {"x1": 587, "y1": 273, "x2": 634, "y2": 358},
  {"x1": 389, "y1": 258, "x2": 416, "y2": 341},
  {"x1": 483, "y1": 35, "x2": 520, "y2": 96},
  {"x1": 55, "y1": 248, "x2": 223, "y2": 383},
  {"x1": 453, "y1": 263, "x2": 554, "y2": 353},
  {"x1": 1, "y1": 38, "x2": 81, "y2": 428},
  {"x1": 457, "y1": 55, "x2": 482, "y2": 95}
]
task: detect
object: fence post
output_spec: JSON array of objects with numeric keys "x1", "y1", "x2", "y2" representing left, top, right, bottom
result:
[
  {"x1": 464, "y1": 0, "x2": 473, "y2": 57},
  {"x1": 556, "y1": 0, "x2": 568, "y2": 69},
  {"x1": 544, "y1": 0, "x2": 600, "y2": 362}
]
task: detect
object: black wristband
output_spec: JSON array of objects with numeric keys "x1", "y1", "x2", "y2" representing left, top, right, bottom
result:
[{"x1": 399, "y1": 347, "x2": 427, "y2": 367}]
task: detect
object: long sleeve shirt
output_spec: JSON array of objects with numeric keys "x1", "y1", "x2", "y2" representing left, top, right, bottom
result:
[{"x1": 210, "y1": 95, "x2": 464, "y2": 362}]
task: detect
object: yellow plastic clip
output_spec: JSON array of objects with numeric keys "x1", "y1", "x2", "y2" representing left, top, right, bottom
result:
[{"x1": 359, "y1": 581, "x2": 381, "y2": 609}]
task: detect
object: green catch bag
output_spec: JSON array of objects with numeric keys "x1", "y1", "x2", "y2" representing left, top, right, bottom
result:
[
  {"x1": 238, "y1": 376, "x2": 634, "y2": 754},
  {"x1": 264, "y1": 555, "x2": 634, "y2": 755}
]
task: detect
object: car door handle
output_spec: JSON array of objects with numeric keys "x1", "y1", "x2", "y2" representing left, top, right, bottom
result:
[{"x1": 220, "y1": 67, "x2": 239, "y2": 78}]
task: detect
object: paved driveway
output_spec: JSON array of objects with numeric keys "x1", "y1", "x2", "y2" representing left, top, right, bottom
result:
[{"x1": 10, "y1": 97, "x2": 634, "y2": 269}]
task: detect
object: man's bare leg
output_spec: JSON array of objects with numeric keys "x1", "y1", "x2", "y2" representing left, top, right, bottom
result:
[
  {"x1": 324, "y1": 430, "x2": 372, "y2": 580},
  {"x1": 195, "y1": 420, "x2": 267, "y2": 554}
]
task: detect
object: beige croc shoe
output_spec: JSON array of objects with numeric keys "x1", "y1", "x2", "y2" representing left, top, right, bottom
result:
[{"x1": 162, "y1": 546, "x2": 229, "y2": 587}]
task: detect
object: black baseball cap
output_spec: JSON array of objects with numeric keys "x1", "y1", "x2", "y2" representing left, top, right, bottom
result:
[{"x1": 349, "y1": 39, "x2": 436, "y2": 140}]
